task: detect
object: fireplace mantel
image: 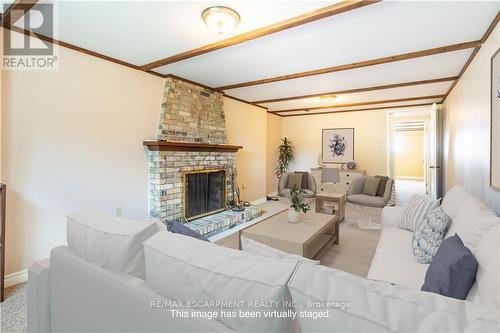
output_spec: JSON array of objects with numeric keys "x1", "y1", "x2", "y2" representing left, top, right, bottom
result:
[{"x1": 143, "y1": 140, "x2": 242, "y2": 152}]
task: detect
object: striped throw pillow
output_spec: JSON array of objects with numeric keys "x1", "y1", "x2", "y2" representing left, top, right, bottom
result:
[{"x1": 400, "y1": 194, "x2": 440, "y2": 231}]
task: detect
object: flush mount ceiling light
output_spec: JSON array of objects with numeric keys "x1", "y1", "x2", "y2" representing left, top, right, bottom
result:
[
  {"x1": 320, "y1": 95, "x2": 337, "y2": 104},
  {"x1": 202, "y1": 6, "x2": 240, "y2": 35}
]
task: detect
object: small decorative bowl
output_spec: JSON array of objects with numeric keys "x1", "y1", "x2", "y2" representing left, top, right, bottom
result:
[{"x1": 347, "y1": 161, "x2": 356, "y2": 169}]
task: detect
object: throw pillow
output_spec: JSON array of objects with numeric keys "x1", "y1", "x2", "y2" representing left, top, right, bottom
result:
[
  {"x1": 362, "y1": 177, "x2": 381, "y2": 197},
  {"x1": 444, "y1": 198, "x2": 499, "y2": 250},
  {"x1": 421, "y1": 234, "x2": 478, "y2": 300},
  {"x1": 375, "y1": 175, "x2": 389, "y2": 197},
  {"x1": 400, "y1": 194, "x2": 439, "y2": 231},
  {"x1": 165, "y1": 220, "x2": 210, "y2": 242},
  {"x1": 286, "y1": 173, "x2": 304, "y2": 189},
  {"x1": 295, "y1": 171, "x2": 309, "y2": 189},
  {"x1": 412, "y1": 207, "x2": 451, "y2": 264}
]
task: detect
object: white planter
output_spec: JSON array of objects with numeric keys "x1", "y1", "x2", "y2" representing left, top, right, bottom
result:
[{"x1": 288, "y1": 209, "x2": 301, "y2": 223}]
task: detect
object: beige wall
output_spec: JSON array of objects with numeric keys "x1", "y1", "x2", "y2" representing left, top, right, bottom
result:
[
  {"x1": 1, "y1": 34, "x2": 164, "y2": 276},
  {"x1": 224, "y1": 97, "x2": 268, "y2": 202},
  {"x1": 394, "y1": 130, "x2": 424, "y2": 179},
  {"x1": 282, "y1": 111, "x2": 389, "y2": 176},
  {"x1": 0, "y1": 30, "x2": 271, "y2": 276},
  {"x1": 443, "y1": 23, "x2": 500, "y2": 215},
  {"x1": 266, "y1": 114, "x2": 283, "y2": 194}
]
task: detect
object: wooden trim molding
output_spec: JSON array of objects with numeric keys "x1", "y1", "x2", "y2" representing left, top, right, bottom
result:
[
  {"x1": 140, "y1": 0, "x2": 380, "y2": 71},
  {"x1": 269, "y1": 95, "x2": 446, "y2": 113},
  {"x1": 6, "y1": 26, "x2": 166, "y2": 78},
  {"x1": 1, "y1": 0, "x2": 38, "y2": 28},
  {"x1": 280, "y1": 103, "x2": 434, "y2": 117},
  {"x1": 218, "y1": 41, "x2": 481, "y2": 90},
  {"x1": 253, "y1": 77, "x2": 457, "y2": 104},
  {"x1": 442, "y1": 11, "x2": 500, "y2": 102},
  {"x1": 143, "y1": 140, "x2": 243, "y2": 152}
]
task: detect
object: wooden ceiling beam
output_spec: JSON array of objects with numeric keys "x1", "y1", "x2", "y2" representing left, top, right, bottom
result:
[
  {"x1": 280, "y1": 103, "x2": 434, "y2": 117},
  {"x1": 140, "y1": 0, "x2": 381, "y2": 71},
  {"x1": 218, "y1": 41, "x2": 481, "y2": 90},
  {"x1": 442, "y1": 11, "x2": 500, "y2": 103},
  {"x1": 1, "y1": 0, "x2": 38, "y2": 28},
  {"x1": 253, "y1": 76, "x2": 457, "y2": 104},
  {"x1": 269, "y1": 95, "x2": 445, "y2": 113}
]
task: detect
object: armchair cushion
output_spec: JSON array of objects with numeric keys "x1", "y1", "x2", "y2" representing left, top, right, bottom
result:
[
  {"x1": 375, "y1": 175, "x2": 389, "y2": 197},
  {"x1": 286, "y1": 173, "x2": 304, "y2": 189},
  {"x1": 347, "y1": 176, "x2": 365, "y2": 195},
  {"x1": 362, "y1": 177, "x2": 381, "y2": 196},
  {"x1": 347, "y1": 194, "x2": 386, "y2": 208}
]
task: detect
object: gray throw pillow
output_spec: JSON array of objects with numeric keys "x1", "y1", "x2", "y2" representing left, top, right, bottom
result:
[
  {"x1": 362, "y1": 177, "x2": 381, "y2": 197},
  {"x1": 421, "y1": 234, "x2": 478, "y2": 300},
  {"x1": 375, "y1": 175, "x2": 389, "y2": 197},
  {"x1": 286, "y1": 173, "x2": 304, "y2": 189},
  {"x1": 412, "y1": 207, "x2": 451, "y2": 264}
]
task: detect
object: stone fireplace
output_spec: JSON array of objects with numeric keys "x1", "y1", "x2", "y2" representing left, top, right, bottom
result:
[{"x1": 144, "y1": 77, "x2": 241, "y2": 221}]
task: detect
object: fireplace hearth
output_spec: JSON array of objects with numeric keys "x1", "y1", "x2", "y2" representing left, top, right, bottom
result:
[{"x1": 184, "y1": 169, "x2": 226, "y2": 221}]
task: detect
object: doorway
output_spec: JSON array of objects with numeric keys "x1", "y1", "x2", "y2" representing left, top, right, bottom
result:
[{"x1": 388, "y1": 108, "x2": 436, "y2": 204}]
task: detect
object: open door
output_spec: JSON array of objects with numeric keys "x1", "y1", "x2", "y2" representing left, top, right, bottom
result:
[{"x1": 427, "y1": 103, "x2": 443, "y2": 199}]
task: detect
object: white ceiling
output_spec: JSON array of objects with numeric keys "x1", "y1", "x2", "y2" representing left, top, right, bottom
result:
[{"x1": 14, "y1": 0, "x2": 500, "y2": 116}]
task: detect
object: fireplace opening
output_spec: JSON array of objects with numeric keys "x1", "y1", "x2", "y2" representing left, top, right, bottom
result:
[{"x1": 183, "y1": 169, "x2": 227, "y2": 221}]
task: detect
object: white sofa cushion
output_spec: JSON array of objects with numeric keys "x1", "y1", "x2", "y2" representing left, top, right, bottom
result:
[
  {"x1": 67, "y1": 208, "x2": 157, "y2": 279},
  {"x1": 444, "y1": 199, "x2": 499, "y2": 250},
  {"x1": 143, "y1": 230, "x2": 300, "y2": 332},
  {"x1": 289, "y1": 262, "x2": 500, "y2": 332},
  {"x1": 381, "y1": 206, "x2": 405, "y2": 229},
  {"x1": 367, "y1": 228, "x2": 429, "y2": 289},
  {"x1": 241, "y1": 235, "x2": 319, "y2": 265},
  {"x1": 468, "y1": 225, "x2": 500, "y2": 314},
  {"x1": 441, "y1": 186, "x2": 471, "y2": 218},
  {"x1": 400, "y1": 194, "x2": 439, "y2": 231}
]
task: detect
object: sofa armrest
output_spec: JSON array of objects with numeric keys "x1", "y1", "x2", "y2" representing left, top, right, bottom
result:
[
  {"x1": 288, "y1": 263, "x2": 500, "y2": 332},
  {"x1": 28, "y1": 258, "x2": 51, "y2": 333},
  {"x1": 381, "y1": 206, "x2": 405, "y2": 229}
]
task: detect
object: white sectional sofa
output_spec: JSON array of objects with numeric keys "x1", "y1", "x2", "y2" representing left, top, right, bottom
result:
[{"x1": 28, "y1": 187, "x2": 499, "y2": 332}]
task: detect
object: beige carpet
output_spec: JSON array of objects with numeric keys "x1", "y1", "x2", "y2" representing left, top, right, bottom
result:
[
  {"x1": 1, "y1": 207, "x2": 381, "y2": 333},
  {"x1": 1, "y1": 283, "x2": 27, "y2": 333}
]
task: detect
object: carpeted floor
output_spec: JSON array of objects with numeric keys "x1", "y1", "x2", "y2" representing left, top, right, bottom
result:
[
  {"x1": 1, "y1": 283, "x2": 27, "y2": 333},
  {"x1": 0, "y1": 205, "x2": 381, "y2": 333}
]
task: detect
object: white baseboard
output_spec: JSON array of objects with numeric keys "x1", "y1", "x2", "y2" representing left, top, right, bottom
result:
[
  {"x1": 250, "y1": 197, "x2": 267, "y2": 205},
  {"x1": 5, "y1": 269, "x2": 28, "y2": 288}
]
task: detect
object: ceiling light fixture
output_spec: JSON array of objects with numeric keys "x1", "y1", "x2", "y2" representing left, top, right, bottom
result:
[
  {"x1": 202, "y1": 6, "x2": 240, "y2": 35},
  {"x1": 320, "y1": 95, "x2": 337, "y2": 104}
]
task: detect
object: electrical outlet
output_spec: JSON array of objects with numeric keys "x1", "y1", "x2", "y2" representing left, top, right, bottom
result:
[{"x1": 115, "y1": 207, "x2": 123, "y2": 217}]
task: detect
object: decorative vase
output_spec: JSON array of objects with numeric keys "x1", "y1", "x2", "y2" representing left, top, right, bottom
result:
[
  {"x1": 347, "y1": 161, "x2": 356, "y2": 170},
  {"x1": 288, "y1": 208, "x2": 301, "y2": 223}
]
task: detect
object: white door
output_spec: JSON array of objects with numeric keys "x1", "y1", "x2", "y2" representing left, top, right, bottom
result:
[{"x1": 427, "y1": 103, "x2": 442, "y2": 199}]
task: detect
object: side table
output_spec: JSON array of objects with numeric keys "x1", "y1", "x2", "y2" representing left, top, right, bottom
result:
[{"x1": 316, "y1": 192, "x2": 346, "y2": 222}]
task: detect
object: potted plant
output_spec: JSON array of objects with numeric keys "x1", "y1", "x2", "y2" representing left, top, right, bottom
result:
[
  {"x1": 288, "y1": 185, "x2": 311, "y2": 223},
  {"x1": 275, "y1": 137, "x2": 294, "y2": 179}
]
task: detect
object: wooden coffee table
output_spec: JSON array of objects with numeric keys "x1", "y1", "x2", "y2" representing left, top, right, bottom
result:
[{"x1": 240, "y1": 209, "x2": 338, "y2": 259}]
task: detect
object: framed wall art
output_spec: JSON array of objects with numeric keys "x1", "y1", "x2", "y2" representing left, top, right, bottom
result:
[{"x1": 322, "y1": 128, "x2": 354, "y2": 164}]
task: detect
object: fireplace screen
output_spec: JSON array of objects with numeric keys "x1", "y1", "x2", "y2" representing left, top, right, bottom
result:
[{"x1": 183, "y1": 169, "x2": 227, "y2": 221}]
